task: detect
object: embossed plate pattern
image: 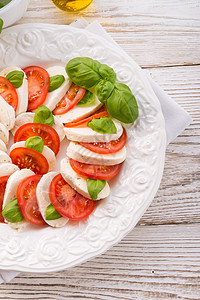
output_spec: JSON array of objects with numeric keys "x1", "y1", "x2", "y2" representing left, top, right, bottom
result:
[{"x1": 0, "y1": 24, "x2": 166, "y2": 272}]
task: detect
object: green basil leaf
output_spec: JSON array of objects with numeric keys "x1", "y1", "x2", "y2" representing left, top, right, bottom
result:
[
  {"x1": 87, "y1": 178, "x2": 106, "y2": 200},
  {"x1": 88, "y1": 117, "x2": 117, "y2": 134},
  {"x1": 2, "y1": 198, "x2": 24, "y2": 223},
  {"x1": 49, "y1": 75, "x2": 65, "y2": 92},
  {"x1": 0, "y1": 3, "x2": 4, "y2": 9},
  {"x1": 34, "y1": 105, "x2": 54, "y2": 126},
  {"x1": 95, "y1": 80, "x2": 114, "y2": 103},
  {"x1": 6, "y1": 70, "x2": 24, "y2": 88},
  {"x1": 46, "y1": 204, "x2": 62, "y2": 220},
  {"x1": 25, "y1": 136, "x2": 44, "y2": 153},
  {"x1": 106, "y1": 82, "x2": 139, "y2": 123},
  {"x1": 66, "y1": 57, "x2": 116, "y2": 89},
  {"x1": 0, "y1": 18, "x2": 3, "y2": 34},
  {"x1": 76, "y1": 90, "x2": 95, "y2": 106}
]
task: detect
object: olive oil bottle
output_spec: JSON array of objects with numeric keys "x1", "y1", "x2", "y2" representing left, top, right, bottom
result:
[{"x1": 51, "y1": 0, "x2": 94, "y2": 12}]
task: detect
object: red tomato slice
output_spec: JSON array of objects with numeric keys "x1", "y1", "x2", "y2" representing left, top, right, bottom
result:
[
  {"x1": 53, "y1": 83, "x2": 86, "y2": 115},
  {"x1": 0, "y1": 76, "x2": 18, "y2": 111},
  {"x1": 64, "y1": 105, "x2": 108, "y2": 128},
  {"x1": 49, "y1": 174, "x2": 96, "y2": 220},
  {"x1": 80, "y1": 128, "x2": 127, "y2": 154},
  {"x1": 23, "y1": 66, "x2": 50, "y2": 111},
  {"x1": 10, "y1": 147, "x2": 49, "y2": 175},
  {"x1": 0, "y1": 176, "x2": 9, "y2": 223},
  {"x1": 17, "y1": 175, "x2": 46, "y2": 225},
  {"x1": 14, "y1": 123, "x2": 60, "y2": 155},
  {"x1": 69, "y1": 159, "x2": 122, "y2": 180}
]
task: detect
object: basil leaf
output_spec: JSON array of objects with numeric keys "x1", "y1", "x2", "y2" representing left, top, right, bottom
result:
[
  {"x1": 106, "y1": 82, "x2": 139, "y2": 123},
  {"x1": 88, "y1": 117, "x2": 117, "y2": 134},
  {"x1": 25, "y1": 136, "x2": 44, "y2": 153},
  {"x1": 46, "y1": 204, "x2": 62, "y2": 220},
  {"x1": 0, "y1": 3, "x2": 4, "y2": 8},
  {"x1": 95, "y1": 80, "x2": 114, "y2": 103},
  {"x1": 34, "y1": 105, "x2": 54, "y2": 126},
  {"x1": 49, "y1": 75, "x2": 65, "y2": 92},
  {"x1": 0, "y1": 18, "x2": 3, "y2": 34},
  {"x1": 87, "y1": 178, "x2": 106, "y2": 200},
  {"x1": 2, "y1": 198, "x2": 24, "y2": 223},
  {"x1": 6, "y1": 70, "x2": 24, "y2": 88},
  {"x1": 66, "y1": 57, "x2": 116, "y2": 89},
  {"x1": 77, "y1": 90, "x2": 95, "y2": 106}
]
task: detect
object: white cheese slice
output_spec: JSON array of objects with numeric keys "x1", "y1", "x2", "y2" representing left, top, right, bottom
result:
[
  {"x1": 67, "y1": 142, "x2": 127, "y2": 166},
  {"x1": 0, "y1": 66, "x2": 28, "y2": 116},
  {"x1": 36, "y1": 171, "x2": 68, "y2": 228},
  {"x1": 54, "y1": 94, "x2": 102, "y2": 124},
  {"x1": 0, "y1": 140, "x2": 7, "y2": 153},
  {"x1": 0, "y1": 123, "x2": 9, "y2": 144},
  {"x1": 0, "y1": 163, "x2": 19, "y2": 177},
  {"x1": 42, "y1": 66, "x2": 71, "y2": 111},
  {"x1": 0, "y1": 150, "x2": 11, "y2": 164},
  {"x1": 64, "y1": 118, "x2": 123, "y2": 143},
  {"x1": 0, "y1": 95, "x2": 15, "y2": 130},
  {"x1": 10, "y1": 141, "x2": 56, "y2": 171},
  {"x1": 11, "y1": 112, "x2": 65, "y2": 142},
  {"x1": 60, "y1": 158, "x2": 110, "y2": 200}
]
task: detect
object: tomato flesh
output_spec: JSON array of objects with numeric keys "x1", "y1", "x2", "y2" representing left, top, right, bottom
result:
[
  {"x1": 0, "y1": 76, "x2": 18, "y2": 111},
  {"x1": 53, "y1": 83, "x2": 86, "y2": 115},
  {"x1": 17, "y1": 175, "x2": 46, "y2": 225},
  {"x1": 10, "y1": 147, "x2": 49, "y2": 175},
  {"x1": 49, "y1": 174, "x2": 96, "y2": 220},
  {"x1": 14, "y1": 123, "x2": 60, "y2": 155},
  {"x1": 0, "y1": 176, "x2": 9, "y2": 223},
  {"x1": 23, "y1": 66, "x2": 50, "y2": 111},
  {"x1": 69, "y1": 159, "x2": 122, "y2": 180},
  {"x1": 80, "y1": 128, "x2": 127, "y2": 154}
]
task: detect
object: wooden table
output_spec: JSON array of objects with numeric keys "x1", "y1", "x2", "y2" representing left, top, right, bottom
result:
[{"x1": 0, "y1": 0, "x2": 200, "y2": 299}]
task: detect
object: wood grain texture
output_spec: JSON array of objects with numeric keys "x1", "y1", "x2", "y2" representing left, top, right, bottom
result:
[{"x1": 0, "y1": 0, "x2": 200, "y2": 299}]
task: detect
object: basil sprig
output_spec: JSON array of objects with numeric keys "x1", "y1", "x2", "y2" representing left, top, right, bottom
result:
[
  {"x1": 0, "y1": 18, "x2": 3, "y2": 33},
  {"x1": 34, "y1": 105, "x2": 54, "y2": 126},
  {"x1": 2, "y1": 198, "x2": 24, "y2": 223},
  {"x1": 25, "y1": 136, "x2": 44, "y2": 153},
  {"x1": 77, "y1": 90, "x2": 95, "y2": 106},
  {"x1": 87, "y1": 178, "x2": 106, "y2": 200},
  {"x1": 66, "y1": 57, "x2": 138, "y2": 124},
  {"x1": 88, "y1": 117, "x2": 117, "y2": 134},
  {"x1": 6, "y1": 70, "x2": 24, "y2": 88},
  {"x1": 46, "y1": 204, "x2": 62, "y2": 220},
  {"x1": 0, "y1": 3, "x2": 4, "y2": 8},
  {"x1": 49, "y1": 75, "x2": 65, "y2": 92}
]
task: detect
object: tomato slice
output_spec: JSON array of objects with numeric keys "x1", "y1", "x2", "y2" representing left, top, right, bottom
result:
[
  {"x1": 64, "y1": 105, "x2": 108, "y2": 128},
  {"x1": 0, "y1": 76, "x2": 18, "y2": 111},
  {"x1": 23, "y1": 66, "x2": 50, "y2": 111},
  {"x1": 10, "y1": 147, "x2": 49, "y2": 175},
  {"x1": 80, "y1": 128, "x2": 127, "y2": 154},
  {"x1": 0, "y1": 176, "x2": 9, "y2": 223},
  {"x1": 17, "y1": 175, "x2": 46, "y2": 225},
  {"x1": 14, "y1": 123, "x2": 60, "y2": 155},
  {"x1": 53, "y1": 83, "x2": 86, "y2": 115},
  {"x1": 49, "y1": 174, "x2": 96, "y2": 220},
  {"x1": 69, "y1": 159, "x2": 122, "y2": 180}
]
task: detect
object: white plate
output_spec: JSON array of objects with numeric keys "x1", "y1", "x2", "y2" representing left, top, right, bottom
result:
[{"x1": 0, "y1": 23, "x2": 166, "y2": 272}]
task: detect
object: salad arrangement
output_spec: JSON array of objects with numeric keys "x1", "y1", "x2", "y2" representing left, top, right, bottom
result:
[{"x1": 0, "y1": 57, "x2": 138, "y2": 229}]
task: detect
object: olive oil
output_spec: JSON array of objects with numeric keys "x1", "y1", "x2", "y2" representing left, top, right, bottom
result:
[{"x1": 51, "y1": 0, "x2": 94, "y2": 12}]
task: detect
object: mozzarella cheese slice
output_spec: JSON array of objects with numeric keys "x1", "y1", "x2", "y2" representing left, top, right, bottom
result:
[
  {"x1": 36, "y1": 172, "x2": 68, "y2": 227},
  {"x1": 64, "y1": 118, "x2": 123, "y2": 143},
  {"x1": 0, "y1": 150, "x2": 11, "y2": 164},
  {"x1": 54, "y1": 94, "x2": 102, "y2": 124},
  {"x1": 42, "y1": 66, "x2": 71, "y2": 111},
  {"x1": 0, "y1": 163, "x2": 19, "y2": 177},
  {"x1": 60, "y1": 158, "x2": 110, "y2": 200},
  {"x1": 0, "y1": 123, "x2": 9, "y2": 144},
  {"x1": 3, "y1": 169, "x2": 35, "y2": 230},
  {"x1": 0, "y1": 95, "x2": 15, "y2": 130},
  {"x1": 10, "y1": 141, "x2": 56, "y2": 171},
  {"x1": 0, "y1": 66, "x2": 28, "y2": 116},
  {"x1": 11, "y1": 112, "x2": 65, "y2": 142},
  {"x1": 0, "y1": 140, "x2": 7, "y2": 153},
  {"x1": 67, "y1": 142, "x2": 127, "y2": 166}
]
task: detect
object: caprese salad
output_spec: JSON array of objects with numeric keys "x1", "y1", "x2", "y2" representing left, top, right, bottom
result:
[{"x1": 0, "y1": 57, "x2": 139, "y2": 229}]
